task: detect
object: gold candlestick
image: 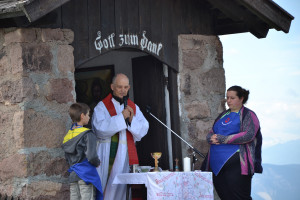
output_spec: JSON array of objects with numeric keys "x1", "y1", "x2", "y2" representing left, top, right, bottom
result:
[{"x1": 151, "y1": 152, "x2": 162, "y2": 172}]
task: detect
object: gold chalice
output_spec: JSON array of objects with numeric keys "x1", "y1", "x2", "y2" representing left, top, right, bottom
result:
[{"x1": 151, "y1": 152, "x2": 162, "y2": 172}]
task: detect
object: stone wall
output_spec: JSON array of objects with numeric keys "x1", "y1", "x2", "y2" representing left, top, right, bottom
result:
[
  {"x1": 178, "y1": 35, "x2": 226, "y2": 169},
  {"x1": 0, "y1": 28, "x2": 75, "y2": 199}
]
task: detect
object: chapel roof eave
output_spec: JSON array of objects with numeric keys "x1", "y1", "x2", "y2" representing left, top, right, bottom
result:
[
  {"x1": 0, "y1": 0, "x2": 71, "y2": 23},
  {"x1": 0, "y1": 0, "x2": 295, "y2": 39},
  {"x1": 208, "y1": 0, "x2": 294, "y2": 38}
]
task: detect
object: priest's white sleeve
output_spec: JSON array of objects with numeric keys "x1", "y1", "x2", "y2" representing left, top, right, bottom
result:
[
  {"x1": 92, "y1": 101, "x2": 127, "y2": 139},
  {"x1": 128, "y1": 104, "x2": 149, "y2": 142}
]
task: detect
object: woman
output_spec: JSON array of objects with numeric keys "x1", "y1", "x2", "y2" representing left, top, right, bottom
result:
[{"x1": 202, "y1": 85, "x2": 262, "y2": 200}]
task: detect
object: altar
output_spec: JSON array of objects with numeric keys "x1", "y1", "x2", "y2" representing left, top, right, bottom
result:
[{"x1": 113, "y1": 171, "x2": 214, "y2": 200}]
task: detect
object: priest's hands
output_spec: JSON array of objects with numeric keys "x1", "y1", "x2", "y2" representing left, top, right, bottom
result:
[
  {"x1": 126, "y1": 105, "x2": 134, "y2": 123},
  {"x1": 122, "y1": 108, "x2": 131, "y2": 120},
  {"x1": 122, "y1": 105, "x2": 134, "y2": 123}
]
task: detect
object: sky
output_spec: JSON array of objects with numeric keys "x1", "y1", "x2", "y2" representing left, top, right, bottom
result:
[{"x1": 220, "y1": 0, "x2": 300, "y2": 165}]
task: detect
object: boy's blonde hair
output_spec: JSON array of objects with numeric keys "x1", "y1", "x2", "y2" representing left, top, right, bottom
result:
[{"x1": 69, "y1": 103, "x2": 90, "y2": 122}]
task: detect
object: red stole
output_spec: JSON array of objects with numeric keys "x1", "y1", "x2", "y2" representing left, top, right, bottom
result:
[{"x1": 102, "y1": 93, "x2": 139, "y2": 165}]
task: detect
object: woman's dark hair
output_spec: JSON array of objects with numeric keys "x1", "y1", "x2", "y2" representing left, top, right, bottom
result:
[{"x1": 227, "y1": 85, "x2": 250, "y2": 104}]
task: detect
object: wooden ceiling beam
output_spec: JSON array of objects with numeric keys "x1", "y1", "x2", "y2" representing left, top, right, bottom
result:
[
  {"x1": 208, "y1": 0, "x2": 244, "y2": 21},
  {"x1": 23, "y1": 0, "x2": 70, "y2": 22},
  {"x1": 209, "y1": 0, "x2": 270, "y2": 38},
  {"x1": 215, "y1": 22, "x2": 249, "y2": 35},
  {"x1": 236, "y1": 0, "x2": 294, "y2": 33},
  {"x1": 215, "y1": 20, "x2": 269, "y2": 39}
]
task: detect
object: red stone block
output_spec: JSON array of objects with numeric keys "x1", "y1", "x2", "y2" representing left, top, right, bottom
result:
[
  {"x1": 185, "y1": 101, "x2": 211, "y2": 119},
  {"x1": 57, "y1": 45, "x2": 75, "y2": 75},
  {"x1": 46, "y1": 78, "x2": 74, "y2": 104},
  {"x1": 0, "y1": 112, "x2": 16, "y2": 159},
  {"x1": 0, "y1": 80, "x2": 24, "y2": 104},
  {"x1": 182, "y1": 49, "x2": 207, "y2": 70},
  {"x1": 22, "y1": 43, "x2": 52, "y2": 72},
  {"x1": 0, "y1": 180, "x2": 14, "y2": 197},
  {"x1": 0, "y1": 154, "x2": 27, "y2": 181},
  {"x1": 20, "y1": 181, "x2": 69, "y2": 200},
  {"x1": 26, "y1": 151, "x2": 68, "y2": 177},
  {"x1": 62, "y1": 29, "x2": 74, "y2": 44},
  {"x1": 4, "y1": 29, "x2": 37, "y2": 46},
  {"x1": 0, "y1": 55, "x2": 9, "y2": 76},
  {"x1": 23, "y1": 109, "x2": 67, "y2": 148},
  {"x1": 8, "y1": 43, "x2": 23, "y2": 74},
  {"x1": 12, "y1": 111, "x2": 25, "y2": 149},
  {"x1": 41, "y1": 28, "x2": 64, "y2": 42},
  {"x1": 198, "y1": 68, "x2": 225, "y2": 95},
  {"x1": 0, "y1": 78, "x2": 37, "y2": 104}
]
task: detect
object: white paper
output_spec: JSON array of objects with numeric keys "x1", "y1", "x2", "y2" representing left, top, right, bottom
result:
[{"x1": 112, "y1": 172, "x2": 214, "y2": 200}]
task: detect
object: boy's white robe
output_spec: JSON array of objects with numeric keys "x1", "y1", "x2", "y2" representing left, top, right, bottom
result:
[{"x1": 92, "y1": 98, "x2": 149, "y2": 200}]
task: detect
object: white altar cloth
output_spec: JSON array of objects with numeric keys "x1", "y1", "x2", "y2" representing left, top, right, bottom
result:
[{"x1": 113, "y1": 171, "x2": 214, "y2": 200}]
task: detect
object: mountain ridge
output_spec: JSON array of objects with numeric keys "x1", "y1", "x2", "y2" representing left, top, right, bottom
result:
[{"x1": 252, "y1": 163, "x2": 300, "y2": 200}]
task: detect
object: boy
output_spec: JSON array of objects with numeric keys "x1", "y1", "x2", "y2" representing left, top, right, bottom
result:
[{"x1": 62, "y1": 103, "x2": 103, "y2": 200}]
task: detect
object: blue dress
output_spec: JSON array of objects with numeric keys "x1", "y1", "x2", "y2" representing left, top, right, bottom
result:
[{"x1": 210, "y1": 111, "x2": 240, "y2": 175}]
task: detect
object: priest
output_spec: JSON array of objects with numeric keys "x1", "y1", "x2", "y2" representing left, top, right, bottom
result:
[{"x1": 92, "y1": 73, "x2": 149, "y2": 200}]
